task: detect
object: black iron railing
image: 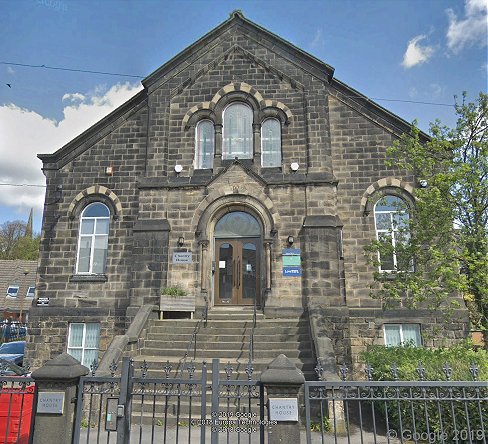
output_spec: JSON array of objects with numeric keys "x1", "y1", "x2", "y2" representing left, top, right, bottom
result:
[
  {"x1": 305, "y1": 361, "x2": 488, "y2": 444},
  {"x1": 248, "y1": 293, "x2": 257, "y2": 366},
  {"x1": 179, "y1": 295, "x2": 208, "y2": 371}
]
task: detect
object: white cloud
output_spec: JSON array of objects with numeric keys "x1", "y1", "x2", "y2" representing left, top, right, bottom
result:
[
  {"x1": 402, "y1": 35, "x2": 436, "y2": 68},
  {"x1": 0, "y1": 82, "x2": 143, "y2": 216},
  {"x1": 310, "y1": 28, "x2": 325, "y2": 49},
  {"x1": 62, "y1": 92, "x2": 85, "y2": 102},
  {"x1": 446, "y1": 0, "x2": 488, "y2": 53},
  {"x1": 7, "y1": 67, "x2": 15, "y2": 75}
]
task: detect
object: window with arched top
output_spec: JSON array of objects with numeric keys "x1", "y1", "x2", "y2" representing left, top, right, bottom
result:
[
  {"x1": 261, "y1": 118, "x2": 281, "y2": 167},
  {"x1": 76, "y1": 202, "x2": 110, "y2": 274},
  {"x1": 195, "y1": 120, "x2": 214, "y2": 169},
  {"x1": 374, "y1": 195, "x2": 412, "y2": 272},
  {"x1": 222, "y1": 103, "x2": 253, "y2": 160}
]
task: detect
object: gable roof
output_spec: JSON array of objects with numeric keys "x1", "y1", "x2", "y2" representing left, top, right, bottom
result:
[{"x1": 38, "y1": 10, "x2": 428, "y2": 168}]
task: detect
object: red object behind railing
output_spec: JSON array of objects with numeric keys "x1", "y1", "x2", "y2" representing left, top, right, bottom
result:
[{"x1": 0, "y1": 384, "x2": 35, "y2": 444}]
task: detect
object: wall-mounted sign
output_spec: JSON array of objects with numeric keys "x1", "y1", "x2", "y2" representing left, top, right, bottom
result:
[
  {"x1": 282, "y1": 248, "x2": 301, "y2": 256},
  {"x1": 282, "y1": 248, "x2": 301, "y2": 277},
  {"x1": 173, "y1": 252, "x2": 192, "y2": 264},
  {"x1": 283, "y1": 267, "x2": 302, "y2": 276},
  {"x1": 37, "y1": 392, "x2": 65, "y2": 414},
  {"x1": 282, "y1": 255, "x2": 301, "y2": 266},
  {"x1": 268, "y1": 398, "x2": 299, "y2": 422},
  {"x1": 36, "y1": 297, "x2": 50, "y2": 306}
]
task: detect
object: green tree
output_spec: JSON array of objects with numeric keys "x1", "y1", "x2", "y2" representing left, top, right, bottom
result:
[
  {"x1": 0, "y1": 220, "x2": 40, "y2": 260},
  {"x1": 366, "y1": 92, "x2": 488, "y2": 342}
]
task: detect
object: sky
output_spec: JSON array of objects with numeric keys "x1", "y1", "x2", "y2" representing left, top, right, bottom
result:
[{"x1": 0, "y1": 0, "x2": 486, "y2": 234}]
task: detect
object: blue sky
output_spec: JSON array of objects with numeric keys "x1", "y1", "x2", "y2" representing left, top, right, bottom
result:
[{"x1": 0, "y1": 0, "x2": 486, "y2": 233}]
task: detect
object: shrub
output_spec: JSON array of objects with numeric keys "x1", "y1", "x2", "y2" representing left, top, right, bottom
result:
[
  {"x1": 360, "y1": 343, "x2": 488, "y2": 441},
  {"x1": 160, "y1": 286, "x2": 187, "y2": 297}
]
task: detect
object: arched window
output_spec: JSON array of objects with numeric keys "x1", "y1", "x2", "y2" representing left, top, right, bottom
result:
[
  {"x1": 374, "y1": 195, "x2": 412, "y2": 272},
  {"x1": 195, "y1": 120, "x2": 214, "y2": 169},
  {"x1": 214, "y1": 211, "x2": 261, "y2": 238},
  {"x1": 222, "y1": 103, "x2": 253, "y2": 160},
  {"x1": 76, "y1": 202, "x2": 110, "y2": 274},
  {"x1": 261, "y1": 118, "x2": 281, "y2": 167}
]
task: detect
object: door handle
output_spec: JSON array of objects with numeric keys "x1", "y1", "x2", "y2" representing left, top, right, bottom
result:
[{"x1": 237, "y1": 259, "x2": 240, "y2": 288}]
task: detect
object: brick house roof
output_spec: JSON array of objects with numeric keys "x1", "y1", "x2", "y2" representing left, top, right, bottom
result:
[{"x1": 0, "y1": 260, "x2": 37, "y2": 314}]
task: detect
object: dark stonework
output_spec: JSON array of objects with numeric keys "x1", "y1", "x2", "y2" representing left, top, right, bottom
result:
[{"x1": 26, "y1": 11, "x2": 468, "y2": 369}]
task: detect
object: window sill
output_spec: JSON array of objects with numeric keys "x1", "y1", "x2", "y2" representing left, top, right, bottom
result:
[{"x1": 69, "y1": 274, "x2": 108, "y2": 283}]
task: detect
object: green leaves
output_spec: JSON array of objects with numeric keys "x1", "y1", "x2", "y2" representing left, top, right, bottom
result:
[{"x1": 366, "y1": 93, "x2": 488, "y2": 339}]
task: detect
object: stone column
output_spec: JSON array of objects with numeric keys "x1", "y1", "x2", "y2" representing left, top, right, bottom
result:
[
  {"x1": 31, "y1": 353, "x2": 89, "y2": 444},
  {"x1": 260, "y1": 354, "x2": 305, "y2": 444},
  {"x1": 213, "y1": 124, "x2": 223, "y2": 171},
  {"x1": 253, "y1": 123, "x2": 261, "y2": 173}
]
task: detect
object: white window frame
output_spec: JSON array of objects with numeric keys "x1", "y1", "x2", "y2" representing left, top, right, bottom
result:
[
  {"x1": 26, "y1": 286, "x2": 35, "y2": 298},
  {"x1": 194, "y1": 119, "x2": 215, "y2": 169},
  {"x1": 222, "y1": 103, "x2": 253, "y2": 160},
  {"x1": 383, "y1": 324, "x2": 422, "y2": 347},
  {"x1": 76, "y1": 203, "x2": 110, "y2": 274},
  {"x1": 261, "y1": 118, "x2": 282, "y2": 168},
  {"x1": 67, "y1": 322, "x2": 100, "y2": 367},
  {"x1": 6, "y1": 285, "x2": 19, "y2": 298},
  {"x1": 374, "y1": 196, "x2": 412, "y2": 272}
]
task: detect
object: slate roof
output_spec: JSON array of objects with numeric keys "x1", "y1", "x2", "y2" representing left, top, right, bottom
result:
[{"x1": 0, "y1": 260, "x2": 37, "y2": 314}]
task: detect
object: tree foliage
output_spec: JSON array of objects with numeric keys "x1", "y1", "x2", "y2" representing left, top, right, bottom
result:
[
  {"x1": 366, "y1": 92, "x2": 488, "y2": 338},
  {"x1": 0, "y1": 220, "x2": 40, "y2": 260}
]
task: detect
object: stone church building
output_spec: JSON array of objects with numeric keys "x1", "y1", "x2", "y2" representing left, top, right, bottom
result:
[{"x1": 27, "y1": 11, "x2": 467, "y2": 370}]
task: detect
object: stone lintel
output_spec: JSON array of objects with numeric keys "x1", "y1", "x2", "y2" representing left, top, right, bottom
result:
[
  {"x1": 133, "y1": 219, "x2": 171, "y2": 232},
  {"x1": 303, "y1": 215, "x2": 343, "y2": 228}
]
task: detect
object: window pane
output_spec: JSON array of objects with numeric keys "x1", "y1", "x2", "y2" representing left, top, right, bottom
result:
[
  {"x1": 7, "y1": 286, "x2": 19, "y2": 297},
  {"x1": 68, "y1": 324, "x2": 84, "y2": 347},
  {"x1": 95, "y1": 218, "x2": 109, "y2": 235},
  {"x1": 196, "y1": 120, "x2": 214, "y2": 169},
  {"x1": 375, "y1": 213, "x2": 392, "y2": 231},
  {"x1": 384, "y1": 325, "x2": 401, "y2": 346},
  {"x1": 223, "y1": 103, "x2": 253, "y2": 160},
  {"x1": 83, "y1": 349, "x2": 99, "y2": 368},
  {"x1": 85, "y1": 324, "x2": 100, "y2": 348},
  {"x1": 402, "y1": 324, "x2": 421, "y2": 346},
  {"x1": 26, "y1": 287, "x2": 35, "y2": 297},
  {"x1": 68, "y1": 348, "x2": 82, "y2": 363},
  {"x1": 83, "y1": 203, "x2": 110, "y2": 218},
  {"x1": 92, "y1": 236, "x2": 108, "y2": 273},
  {"x1": 375, "y1": 196, "x2": 405, "y2": 212},
  {"x1": 80, "y1": 219, "x2": 95, "y2": 234},
  {"x1": 261, "y1": 119, "x2": 281, "y2": 167},
  {"x1": 378, "y1": 233, "x2": 395, "y2": 270},
  {"x1": 215, "y1": 211, "x2": 261, "y2": 237},
  {"x1": 77, "y1": 237, "x2": 92, "y2": 272}
]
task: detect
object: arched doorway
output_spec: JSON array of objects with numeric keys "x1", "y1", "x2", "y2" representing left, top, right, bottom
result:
[{"x1": 214, "y1": 211, "x2": 261, "y2": 306}]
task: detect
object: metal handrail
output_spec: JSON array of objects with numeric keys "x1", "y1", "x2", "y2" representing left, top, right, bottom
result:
[
  {"x1": 248, "y1": 293, "x2": 257, "y2": 365},
  {"x1": 179, "y1": 295, "x2": 208, "y2": 374}
]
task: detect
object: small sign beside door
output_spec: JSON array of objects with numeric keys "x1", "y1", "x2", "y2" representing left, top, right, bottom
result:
[
  {"x1": 282, "y1": 248, "x2": 301, "y2": 277},
  {"x1": 173, "y1": 252, "x2": 192, "y2": 264}
]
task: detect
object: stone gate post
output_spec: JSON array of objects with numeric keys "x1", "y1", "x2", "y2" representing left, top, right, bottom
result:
[
  {"x1": 31, "y1": 353, "x2": 89, "y2": 444},
  {"x1": 260, "y1": 354, "x2": 305, "y2": 444}
]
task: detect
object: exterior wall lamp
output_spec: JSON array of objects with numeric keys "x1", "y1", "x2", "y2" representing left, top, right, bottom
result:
[
  {"x1": 177, "y1": 236, "x2": 185, "y2": 247},
  {"x1": 287, "y1": 235, "x2": 294, "y2": 246}
]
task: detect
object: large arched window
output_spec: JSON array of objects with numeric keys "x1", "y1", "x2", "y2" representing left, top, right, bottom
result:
[
  {"x1": 222, "y1": 103, "x2": 253, "y2": 160},
  {"x1": 261, "y1": 118, "x2": 281, "y2": 167},
  {"x1": 76, "y1": 202, "x2": 110, "y2": 274},
  {"x1": 195, "y1": 120, "x2": 214, "y2": 169},
  {"x1": 374, "y1": 195, "x2": 412, "y2": 272}
]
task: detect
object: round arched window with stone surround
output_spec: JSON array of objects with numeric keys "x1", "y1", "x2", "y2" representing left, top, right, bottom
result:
[
  {"x1": 76, "y1": 202, "x2": 110, "y2": 274},
  {"x1": 222, "y1": 103, "x2": 253, "y2": 160}
]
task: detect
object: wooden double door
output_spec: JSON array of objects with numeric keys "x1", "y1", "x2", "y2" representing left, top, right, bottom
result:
[{"x1": 214, "y1": 238, "x2": 261, "y2": 305}]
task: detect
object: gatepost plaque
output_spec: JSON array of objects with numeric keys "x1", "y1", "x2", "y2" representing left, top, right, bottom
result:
[
  {"x1": 37, "y1": 391, "x2": 65, "y2": 414},
  {"x1": 268, "y1": 398, "x2": 299, "y2": 421}
]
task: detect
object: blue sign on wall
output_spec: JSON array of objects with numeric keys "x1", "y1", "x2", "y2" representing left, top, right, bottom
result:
[
  {"x1": 283, "y1": 267, "x2": 302, "y2": 277},
  {"x1": 282, "y1": 248, "x2": 301, "y2": 256}
]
